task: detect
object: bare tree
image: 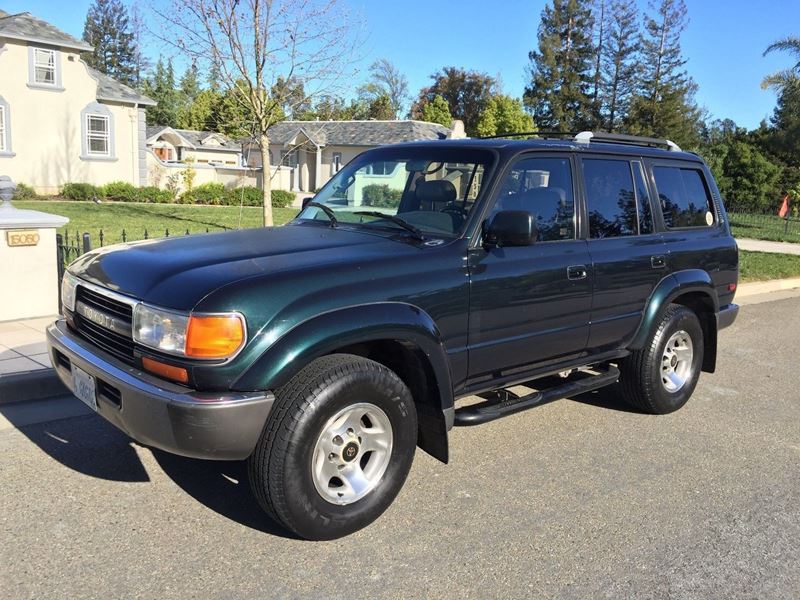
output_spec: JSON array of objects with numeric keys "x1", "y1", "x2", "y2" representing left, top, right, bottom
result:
[{"x1": 153, "y1": 0, "x2": 361, "y2": 226}]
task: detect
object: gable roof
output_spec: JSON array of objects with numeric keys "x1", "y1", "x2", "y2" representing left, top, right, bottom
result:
[
  {"x1": 265, "y1": 120, "x2": 452, "y2": 147},
  {"x1": 89, "y1": 67, "x2": 155, "y2": 106},
  {"x1": 146, "y1": 126, "x2": 240, "y2": 152},
  {"x1": 0, "y1": 10, "x2": 92, "y2": 52}
]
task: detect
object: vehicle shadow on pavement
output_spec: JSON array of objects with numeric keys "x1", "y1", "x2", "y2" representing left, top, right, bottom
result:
[
  {"x1": 150, "y1": 450, "x2": 299, "y2": 539},
  {"x1": 568, "y1": 383, "x2": 646, "y2": 414},
  {"x1": 3, "y1": 411, "x2": 151, "y2": 482}
]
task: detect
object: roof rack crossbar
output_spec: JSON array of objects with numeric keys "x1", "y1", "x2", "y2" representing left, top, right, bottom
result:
[
  {"x1": 478, "y1": 130, "x2": 577, "y2": 140},
  {"x1": 574, "y1": 131, "x2": 682, "y2": 152}
]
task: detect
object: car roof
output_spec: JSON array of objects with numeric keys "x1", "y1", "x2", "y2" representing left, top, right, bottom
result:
[{"x1": 382, "y1": 137, "x2": 704, "y2": 163}]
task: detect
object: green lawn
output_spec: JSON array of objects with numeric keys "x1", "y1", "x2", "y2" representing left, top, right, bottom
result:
[
  {"x1": 739, "y1": 250, "x2": 800, "y2": 283},
  {"x1": 16, "y1": 201, "x2": 300, "y2": 245},
  {"x1": 729, "y1": 212, "x2": 800, "y2": 244}
]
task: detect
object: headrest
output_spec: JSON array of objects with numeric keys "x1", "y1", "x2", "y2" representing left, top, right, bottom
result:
[{"x1": 415, "y1": 179, "x2": 457, "y2": 205}]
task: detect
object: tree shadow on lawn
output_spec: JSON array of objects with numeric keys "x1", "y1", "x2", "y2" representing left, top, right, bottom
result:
[{"x1": 105, "y1": 203, "x2": 239, "y2": 231}]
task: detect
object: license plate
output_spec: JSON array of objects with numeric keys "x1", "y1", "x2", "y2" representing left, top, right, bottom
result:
[{"x1": 72, "y1": 365, "x2": 97, "y2": 411}]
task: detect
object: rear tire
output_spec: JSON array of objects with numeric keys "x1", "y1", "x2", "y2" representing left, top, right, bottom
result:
[
  {"x1": 619, "y1": 304, "x2": 704, "y2": 414},
  {"x1": 247, "y1": 354, "x2": 417, "y2": 540}
]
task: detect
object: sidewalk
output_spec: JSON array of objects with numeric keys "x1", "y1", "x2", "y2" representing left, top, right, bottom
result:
[
  {"x1": 0, "y1": 315, "x2": 65, "y2": 404},
  {"x1": 737, "y1": 238, "x2": 800, "y2": 255}
]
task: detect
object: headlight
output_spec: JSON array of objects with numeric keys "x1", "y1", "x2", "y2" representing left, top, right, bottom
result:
[
  {"x1": 61, "y1": 272, "x2": 79, "y2": 312},
  {"x1": 133, "y1": 304, "x2": 245, "y2": 359}
]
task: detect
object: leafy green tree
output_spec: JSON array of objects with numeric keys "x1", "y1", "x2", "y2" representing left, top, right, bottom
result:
[
  {"x1": 420, "y1": 95, "x2": 453, "y2": 128},
  {"x1": 413, "y1": 67, "x2": 497, "y2": 135},
  {"x1": 524, "y1": 0, "x2": 596, "y2": 131},
  {"x1": 357, "y1": 59, "x2": 409, "y2": 119},
  {"x1": 716, "y1": 140, "x2": 782, "y2": 212},
  {"x1": 590, "y1": 0, "x2": 608, "y2": 126},
  {"x1": 476, "y1": 95, "x2": 535, "y2": 137},
  {"x1": 271, "y1": 76, "x2": 311, "y2": 119},
  {"x1": 601, "y1": 0, "x2": 639, "y2": 131},
  {"x1": 142, "y1": 58, "x2": 180, "y2": 126},
  {"x1": 81, "y1": 0, "x2": 138, "y2": 86},
  {"x1": 176, "y1": 89, "x2": 218, "y2": 130},
  {"x1": 625, "y1": 0, "x2": 702, "y2": 147},
  {"x1": 761, "y1": 36, "x2": 800, "y2": 90}
]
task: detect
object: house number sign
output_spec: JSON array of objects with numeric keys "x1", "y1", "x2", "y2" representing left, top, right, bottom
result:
[{"x1": 6, "y1": 230, "x2": 40, "y2": 247}]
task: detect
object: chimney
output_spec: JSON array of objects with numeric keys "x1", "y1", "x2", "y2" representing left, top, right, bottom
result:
[{"x1": 448, "y1": 120, "x2": 466, "y2": 139}]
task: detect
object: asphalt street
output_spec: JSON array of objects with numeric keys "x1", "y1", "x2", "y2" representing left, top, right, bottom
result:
[{"x1": 1, "y1": 297, "x2": 799, "y2": 599}]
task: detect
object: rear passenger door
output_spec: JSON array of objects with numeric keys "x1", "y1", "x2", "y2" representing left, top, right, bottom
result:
[{"x1": 579, "y1": 156, "x2": 668, "y2": 352}]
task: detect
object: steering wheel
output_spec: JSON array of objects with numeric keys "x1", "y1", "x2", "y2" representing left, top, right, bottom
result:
[{"x1": 441, "y1": 204, "x2": 469, "y2": 219}]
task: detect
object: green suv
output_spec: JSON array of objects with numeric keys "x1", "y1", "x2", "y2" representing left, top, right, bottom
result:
[{"x1": 47, "y1": 132, "x2": 739, "y2": 539}]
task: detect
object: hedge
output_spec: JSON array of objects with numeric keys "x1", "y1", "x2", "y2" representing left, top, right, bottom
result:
[
  {"x1": 362, "y1": 184, "x2": 402, "y2": 208},
  {"x1": 57, "y1": 182, "x2": 294, "y2": 207},
  {"x1": 12, "y1": 183, "x2": 39, "y2": 200}
]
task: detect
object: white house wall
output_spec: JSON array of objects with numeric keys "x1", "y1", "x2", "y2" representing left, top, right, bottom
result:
[{"x1": 0, "y1": 41, "x2": 139, "y2": 194}]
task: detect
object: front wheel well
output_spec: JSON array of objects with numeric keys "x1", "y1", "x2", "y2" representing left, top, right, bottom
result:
[
  {"x1": 670, "y1": 292, "x2": 717, "y2": 373},
  {"x1": 327, "y1": 339, "x2": 449, "y2": 463}
]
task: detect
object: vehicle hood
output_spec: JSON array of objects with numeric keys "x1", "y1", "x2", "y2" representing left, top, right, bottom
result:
[{"x1": 69, "y1": 224, "x2": 404, "y2": 310}]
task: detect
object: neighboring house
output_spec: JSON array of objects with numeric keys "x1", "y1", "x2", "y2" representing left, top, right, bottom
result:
[
  {"x1": 145, "y1": 126, "x2": 259, "y2": 192},
  {"x1": 0, "y1": 9, "x2": 155, "y2": 194},
  {"x1": 244, "y1": 119, "x2": 466, "y2": 193}
]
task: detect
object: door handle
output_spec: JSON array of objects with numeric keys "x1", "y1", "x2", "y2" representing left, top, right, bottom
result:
[
  {"x1": 651, "y1": 255, "x2": 666, "y2": 269},
  {"x1": 567, "y1": 265, "x2": 588, "y2": 280}
]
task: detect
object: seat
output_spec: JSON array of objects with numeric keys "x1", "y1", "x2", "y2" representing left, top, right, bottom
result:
[{"x1": 415, "y1": 179, "x2": 457, "y2": 210}]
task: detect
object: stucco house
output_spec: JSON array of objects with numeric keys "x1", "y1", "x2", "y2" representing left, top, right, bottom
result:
[
  {"x1": 244, "y1": 119, "x2": 466, "y2": 193},
  {"x1": 0, "y1": 9, "x2": 155, "y2": 194},
  {"x1": 145, "y1": 126, "x2": 259, "y2": 192}
]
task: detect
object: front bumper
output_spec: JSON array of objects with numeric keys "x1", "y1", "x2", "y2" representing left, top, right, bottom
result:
[
  {"x1": 717, "y1": 303, "x2": 739, "y2": 330},
  {"x1": 46, "y1": 320, "x2": 274, "y2": 460}
]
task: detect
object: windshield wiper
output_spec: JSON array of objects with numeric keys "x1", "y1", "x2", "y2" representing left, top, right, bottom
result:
[
  {"x1": 303, "y1": 201, "x2": 338, "y2": 228},
  {"x1": 353, "y1": 211, "x2": 425, "y2": 240}
]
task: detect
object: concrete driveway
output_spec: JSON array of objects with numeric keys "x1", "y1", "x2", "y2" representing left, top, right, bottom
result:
[{"x1": 1, "y1": 297, "x2": 799, "y2": 599}]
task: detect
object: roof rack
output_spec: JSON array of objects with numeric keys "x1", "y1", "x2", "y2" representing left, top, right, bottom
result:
[
  {"x1": 574, "y1": 131, "x2": 682, "y2": 152},
  {"x1": 478, "y1": 130, "x2": 576, "y2": 140}
]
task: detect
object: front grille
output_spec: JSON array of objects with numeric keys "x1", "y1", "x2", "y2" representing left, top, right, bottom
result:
[{"x1": 74, "y1": 286, "x2": 136, "y2": 364}]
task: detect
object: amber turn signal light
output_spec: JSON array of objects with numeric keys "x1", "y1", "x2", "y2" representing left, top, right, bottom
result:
[
  {"x1": 185, "y1": 314, "x2": 245, "y2": 359},
  {"x1": 142, "y1": 356, "x2": 189, "y2": 384}
]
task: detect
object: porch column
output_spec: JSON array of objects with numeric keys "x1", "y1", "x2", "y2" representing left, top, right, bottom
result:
[{"x1": 315, "y1": 146, "x2": 323, "y2": 191}]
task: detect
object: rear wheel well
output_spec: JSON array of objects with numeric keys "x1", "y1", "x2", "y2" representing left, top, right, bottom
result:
[
  {"x1": 327, "y1": 339, "x2": 448, "y2": 463},
  {"x1": 670, "y1": 292, "x2": 717, "y2": 373}
]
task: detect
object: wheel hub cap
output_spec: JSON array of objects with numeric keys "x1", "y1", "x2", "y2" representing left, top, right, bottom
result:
[
  {"x1": 311, "y1": 402, "x2": 393, "y2": 505},
  {"x1": 661, "y1": 330, "x2": 694, "y2": 393}
]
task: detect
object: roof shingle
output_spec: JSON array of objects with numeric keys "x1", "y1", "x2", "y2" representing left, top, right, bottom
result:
[
  {"x1": 0, "y1": 11, "x2": 92, "y2": 51},
  {"x1": 265, "y1": 120, "x2": 452, "y2": 146}
]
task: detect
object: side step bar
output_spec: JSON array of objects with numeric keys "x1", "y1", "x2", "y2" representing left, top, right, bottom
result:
[{"x1": 453, "y1": 366, "x2": 620, "y2": 426}]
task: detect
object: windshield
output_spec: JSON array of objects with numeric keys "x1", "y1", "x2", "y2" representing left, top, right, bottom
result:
[{"x1": 295, "y1": 147, "x2": 494, "y2": 237}]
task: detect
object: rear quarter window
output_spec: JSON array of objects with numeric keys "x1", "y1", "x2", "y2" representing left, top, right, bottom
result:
[{"x1": 652, "y1": 165, "x2": 715, "y2": 228}]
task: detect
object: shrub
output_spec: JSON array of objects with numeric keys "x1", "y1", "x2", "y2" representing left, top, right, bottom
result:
[
  {"x1": 271, "y1": 189, "x2": 296, "y2": 208},
  {"x1": 362, "y1": 184, "x2": 402, "y2": 208},
  {"x1": 61, "y1": 182, "x2": 103, "y2": 201},
  {"x1": 225, "y1": 186, "x2": 262, "y2": 207},
  {"x1": 12, "y1": 183, "x2": 38, "y2": 200},
  {"x1": 136, "y1": 186, "x2": 174, "y2": 203},
  {"x1": 102, "y1": 181, "x2": 138, "y2": 202},
  {"x1": 180, "y1": 182, "x2": 226, "y2": 205}
]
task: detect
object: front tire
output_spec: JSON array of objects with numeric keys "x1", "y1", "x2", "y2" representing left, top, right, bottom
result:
[
  {"x1": 619, "y1": 304, "x2": 704, "y2": 414},
  {"x1": 248, "y1": 354, "x2": 417, "y2": 540}
]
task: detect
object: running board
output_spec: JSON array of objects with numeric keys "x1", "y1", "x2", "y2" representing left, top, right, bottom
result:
[{"x1": 453, "y1": 366, "x2": 620, "y2": 426}]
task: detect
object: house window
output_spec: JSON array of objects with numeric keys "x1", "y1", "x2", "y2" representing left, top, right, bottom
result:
[
  {"x1": 365, "y1": 161, "x2": 397, "y2": 176},
  {"x1": 0, "y1": 105, "x2": 6, "y2": 152},
  {"x1": 332, "y1": 152, "x2": 342, "y2": 176},
  {"x1": 86, "y1": 114, "x2": 110, "y2": 156},
  {"x1": 33, "y1": 48, "x2": 57, "y2": 85}
]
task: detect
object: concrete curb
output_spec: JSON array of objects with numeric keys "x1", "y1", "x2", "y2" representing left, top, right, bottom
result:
[
  {"x1": 736, "y1": 277, "x2": 800, "y2": 298},
  {"x1": 0, "y1": 369, "x2": 68, "y2": 405}
]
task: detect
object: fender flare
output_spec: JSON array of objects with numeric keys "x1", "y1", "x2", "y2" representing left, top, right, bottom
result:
[
  {"x1": 232, "y1": 302, "x2": 455, "y2": 414},
  {"x1": 629, "y1": 269, "x2": 719, "y2": 351}
]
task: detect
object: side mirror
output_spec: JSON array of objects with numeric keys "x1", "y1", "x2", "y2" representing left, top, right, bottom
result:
[{"x1": 483, "y1": 210, "x2": 538, "y2": 247}]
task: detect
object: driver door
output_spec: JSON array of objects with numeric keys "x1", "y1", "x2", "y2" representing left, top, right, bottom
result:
[{"x1": 466, "y1": 154, "x2": 593, "y2": 384}]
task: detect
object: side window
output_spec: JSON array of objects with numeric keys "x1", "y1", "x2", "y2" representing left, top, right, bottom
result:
[
  {"x1": 632, "y1": 161, "x2": 653, "y2": 235},
  {"x1": 653, "y1": 166, "x2": 715, "y2": 228},
  {"x1": 582, "y1": 159, "x2": 637, "y2": 238},
  {"x1": 490, "y1": 157, "x2": 575, "y2": 241}
]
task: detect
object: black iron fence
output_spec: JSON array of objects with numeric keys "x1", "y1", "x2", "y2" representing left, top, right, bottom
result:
[{"x1": 728, "y1": 212, "x2": 800, "y2": 244}]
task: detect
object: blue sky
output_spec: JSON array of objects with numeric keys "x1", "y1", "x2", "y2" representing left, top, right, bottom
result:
[{"x1": 5, "y1": 0, "x2": 799, "y2": 128}]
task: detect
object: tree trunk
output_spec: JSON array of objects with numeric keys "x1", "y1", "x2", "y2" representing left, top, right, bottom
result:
[{"x1": 260, "y1": 133, "x2": 273, "y2": 227}]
